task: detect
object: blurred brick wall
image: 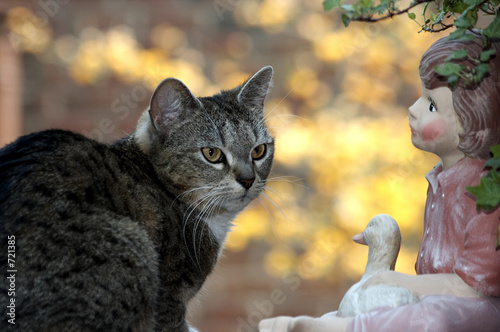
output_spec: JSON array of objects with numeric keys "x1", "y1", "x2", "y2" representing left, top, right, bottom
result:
[
  {"x1": 188, "y1": 242, "x2": 348, "y2": 332},
  {"x1": 0, "y1": 1, "x2": 430, "y2": 331}
]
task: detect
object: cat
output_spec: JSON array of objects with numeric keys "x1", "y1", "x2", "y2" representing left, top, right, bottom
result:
[{"x1": 0, "y1": 66, "x2": 274, "y2": 331}]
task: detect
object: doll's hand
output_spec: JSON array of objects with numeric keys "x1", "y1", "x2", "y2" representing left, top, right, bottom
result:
[
  {"x1": 362, "y1": 270, "x2": 405, "y2": 289},
  {"x1": 259, "y1": 315, "x2": 352, "y2": 332},
  {"x1": 362, "y1": 271, "x2": 479, "y2": 298},
  {"x1": 258, "y1": 316, "x2": 294, "y2": 332}
]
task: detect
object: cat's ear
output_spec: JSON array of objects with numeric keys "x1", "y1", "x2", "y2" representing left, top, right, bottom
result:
[
  {"x1": 237, "y1": 66, "x2": 273, "y2": 108},
  {"x1": 148, "y1": 78, "x2": 201, "y2": 130}
]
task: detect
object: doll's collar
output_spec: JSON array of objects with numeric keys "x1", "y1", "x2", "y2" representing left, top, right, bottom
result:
[
  {"x1": 425, "y1": 157, "x2": 487, "y2": 194},
  {"x1": 425, "y1": 162, "x2": 443, "y2": 194}
]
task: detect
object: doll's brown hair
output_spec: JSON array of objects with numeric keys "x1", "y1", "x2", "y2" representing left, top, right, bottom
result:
[{"x1": 419, "y1": 33, "x2": 500, "y2": 159}]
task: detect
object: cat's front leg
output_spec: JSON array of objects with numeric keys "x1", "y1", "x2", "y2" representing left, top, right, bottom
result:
[
  {"x1": 157, "y1": 321, "x2": 195, "y2": 332},
  {"x1": 155, "y1": 293, "x2": 191, "y2": 332}
]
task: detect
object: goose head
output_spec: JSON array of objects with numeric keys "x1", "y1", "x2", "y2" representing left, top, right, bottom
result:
[{"x1": 353, "y1": 214, "x2": 402, "y2": 274}]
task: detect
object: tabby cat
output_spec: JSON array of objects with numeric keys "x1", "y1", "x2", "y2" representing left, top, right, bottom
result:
[{"x1": 0, "y1": 66, "x2": 274, "y2": 331}]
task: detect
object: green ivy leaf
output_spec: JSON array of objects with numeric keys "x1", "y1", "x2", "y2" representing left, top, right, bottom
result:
[
  {"x1": 448, "y1": 28, "x2": 466, "y2": 40},
  {"x1": 485, "y1": 168, "x2": 500, "y2": 182},
  {"x1": 323, "y1": 0, "x2": 341, "y2": 11},
  {"x1": 361, "y1": 0, "x2": 375, "y2": 8},
  {"x1": 454, "y1": 13, "x2": 473, "y2": 28},
  {"x1": 485, "y1": 158, "x2": 500, "y2": 170},
  {"x1": 466, "y1": 170, "x2": 500, "y2": 210},
  {"x1": 434, "y1": 62, "x2": 461, "y2": 76},
  {"x1": 447, "y1": 48, "x2": 469, "y2": 60},
  {"x1": 475, "y1": 63, "x2": 491, "y2": 81},
  {"x1": 444, "y1": 0, "x2": 469, "y2": 13},
  {"x1": 484, "y1": 14, "x2": 500, "y2": 38},
  {"x1": 491, "y1": 145, "x2": 500, "y2": 159},
  {"x1": 485, "y1": 144, "x2": 500, "y2": 169},
  {"x1": 407, "y1": 12, "x2": 416, "y2": 20},
  {"x1": 341, "y1": 13, "x2": 352, "y2": 27},
  {"x1": 480, "y1": 49, "x2": 497, "y2": 62},
  {"x1": 447, "y1": 74, "x2": 460, "y2": 85}
]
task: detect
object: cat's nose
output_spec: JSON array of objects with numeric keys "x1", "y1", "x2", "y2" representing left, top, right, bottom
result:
[{"x1": 238, "y1": 177, "x2": 255, "y2": 190}]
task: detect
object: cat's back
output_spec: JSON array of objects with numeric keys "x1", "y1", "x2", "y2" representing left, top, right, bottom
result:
[
  {"x1": 1, "y1": 130, "x2": 99, "y2": 224},
  {"x1": 1, "y1": 129, "x2": 105, "y2": 196},
  {"x1": 0, "y1": 130, "x2": 160, "y2": 331},
  {"x1": 1, "y1": 129, "x2": 159, "y2": 219}
]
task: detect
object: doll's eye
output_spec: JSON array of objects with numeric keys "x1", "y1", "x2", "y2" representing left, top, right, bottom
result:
[{"x1": 429, "y1": 101, "x2": 437, "y2": 112}]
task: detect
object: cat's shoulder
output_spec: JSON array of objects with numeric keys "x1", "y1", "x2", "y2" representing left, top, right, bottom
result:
[
  {"x1": 0, "y1": 129, "x2": 106, "y2": 176},
  {"x1": 1, "y1": 129, "x2": 98, "y2": 154}
]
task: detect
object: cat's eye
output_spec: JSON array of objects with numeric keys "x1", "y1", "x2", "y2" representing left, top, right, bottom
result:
[
  {"x1": 251, "y1": 144, "x2": 266, "y2": 160},
  {"x1": 201, "y1": 147, "x2": 224, "y2": 163}
]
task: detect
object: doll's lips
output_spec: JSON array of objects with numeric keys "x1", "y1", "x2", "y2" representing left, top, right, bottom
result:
[{"x1": 409, "y1": 124, "x2": 418, "y2": 136}]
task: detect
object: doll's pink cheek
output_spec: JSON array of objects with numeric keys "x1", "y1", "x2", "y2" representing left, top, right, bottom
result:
[{"x1": 421, "y1": 119, "x2": 446, "y2": 142}]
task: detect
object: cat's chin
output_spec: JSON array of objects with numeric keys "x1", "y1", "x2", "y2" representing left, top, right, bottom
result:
[{"x1": 222, "y1": 195, "x2": 253, "y2": 213}]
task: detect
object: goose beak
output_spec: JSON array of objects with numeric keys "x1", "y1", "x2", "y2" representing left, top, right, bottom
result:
[{"x1": 352, "y1": 232, "x2": 367, "y2": 245}]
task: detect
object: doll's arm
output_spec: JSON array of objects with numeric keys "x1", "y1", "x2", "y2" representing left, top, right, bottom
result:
[
  {"x1": 453, "y1": 211, "x2": 500, "y2": 296},
  {"x1": 363, "y1": 271, "x2": 480, "y2": 298},
  {"x1": 348, "y1": 294, "x2": 500, "y2": 332}
]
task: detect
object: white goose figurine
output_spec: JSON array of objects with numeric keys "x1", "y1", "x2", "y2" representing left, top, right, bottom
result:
[{"x1": 336, "y1": 214, "x2": 419, "y2": 317}]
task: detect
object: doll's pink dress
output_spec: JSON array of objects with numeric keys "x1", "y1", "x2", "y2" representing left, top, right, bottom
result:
[{"x1": 347, "y1": 158, "x2": 500, "y2": 331}]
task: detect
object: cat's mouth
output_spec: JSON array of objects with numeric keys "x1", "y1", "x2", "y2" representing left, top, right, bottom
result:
[{"x1": 222, "y1": 193, "x2": 254, "y2": 212}]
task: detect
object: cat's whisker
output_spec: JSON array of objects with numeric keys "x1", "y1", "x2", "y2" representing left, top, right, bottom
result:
[
  {"x1": 265, "y1": 175, "x2": 303, "y2": 182},
  {"x1": 262, "y1": 185, "x2": 287, "y2": 205},
  {"x1": 3, "y1": 65, "x2": 277, "y2": 331},
  {"x1": 192, "y1": 194, "x2": 222, "y2": 267},
  {"x1": 263, "y1": 86, "x2": 296, "y2": 123},
  {"x1": 260, "y1": 85, "x2": 311, "y2": 133},
  {"x1": 257, "y1": 194, "x2": 285, "y2": 242},
  {"x1": 259, "y1": 191, "x2": 292, "y2": 226},
  {"x1": 257, "y1": 195, "x2": 275, "y2": 225},
  {"x1": 183, "y1": 190, "x2": 218, "y2": 223},
  {"x1": 264, "y1": 176, "x2": 309, "y2": 190},
  {"x1": 172, "y1": 186, "x2": 213, "y2": 207},
  {"x1": 264, "y1": 113, "x2": 310, "y2": 124},
  {"x1": 260, "y1": 176, "x2": 297, "y2": 206},
  {"x1": 183, "y1": 190, "x2": 220, "y2": 264},
  {"x1": 195, "y1": 195, "x2": 224, "y2": 264}
]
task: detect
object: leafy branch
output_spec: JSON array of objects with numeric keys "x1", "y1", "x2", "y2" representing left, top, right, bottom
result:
[
  {"x1": 323, "y1": 0, "x2": 500, "y2": 86},
  {"x1": 323, "y1": 0, "x2": 500, "y2": 248},
  {"x1": 466, "y1": 145, "x2": 500, "y2": 249}
]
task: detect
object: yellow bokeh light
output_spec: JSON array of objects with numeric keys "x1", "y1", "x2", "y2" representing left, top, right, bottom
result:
[
  {"x1": 6, "y1": 7, "x2": 52, "y2": 54},
  {"x1": 69, "y1": 39, "x2": 106, "y2": 85},
  {"x1": 6, "y1": 1, "x2": 445, "y2": 286},
  {"x1": 313, "y1": 31, "x2": 353, "y2": 63},
  {"x1": 150, "y1": 23, "x2": 187, "y2": 53},
  {"x1": 226, "y1": 32, "x2": 254, "y2": 59},
  {"x1": 226, "y1": 209, "x2": 270, "y2": 251},
  {"x1": 264, "y1": 245, "x2": 297, "y2": 277},
  {"x1": 287, "y1": 68, "x2": 319, "y2": 100},
  {"x1": 342, "y1": 71, "x2": 396, "y2": 110},
  {"x1": 274, "y1": 121, "x2": 315, "y2": 167},
  {"x1": 296, "y1": 13, "x2": 333, "y2": 40},
  {"x1": 258, "y1": 0, "x2": 296, "y2": 30}
]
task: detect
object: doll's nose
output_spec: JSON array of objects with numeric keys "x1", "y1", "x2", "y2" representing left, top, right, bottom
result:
[{"x1": 408, "y1": 98, "x2": 419, "y2": 120}]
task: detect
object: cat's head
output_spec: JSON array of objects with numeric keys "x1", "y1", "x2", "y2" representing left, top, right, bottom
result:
[{"x1": 135, "y1": 66, "x2": 274, "y2": 218}]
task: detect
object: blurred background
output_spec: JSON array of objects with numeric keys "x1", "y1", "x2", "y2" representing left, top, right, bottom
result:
[{"x1": 0, "y1": 0, "x2": 447, "y2": 330}]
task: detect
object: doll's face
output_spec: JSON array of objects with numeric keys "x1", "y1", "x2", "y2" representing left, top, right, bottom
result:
[{"x1": 408, "y1": 84, "x2": 464, "y2": 160}]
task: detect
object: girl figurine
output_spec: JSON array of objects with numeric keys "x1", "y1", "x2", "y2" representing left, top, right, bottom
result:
[{"x1": 259, "y1": 33, "x2": 500, "y2": 332}]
